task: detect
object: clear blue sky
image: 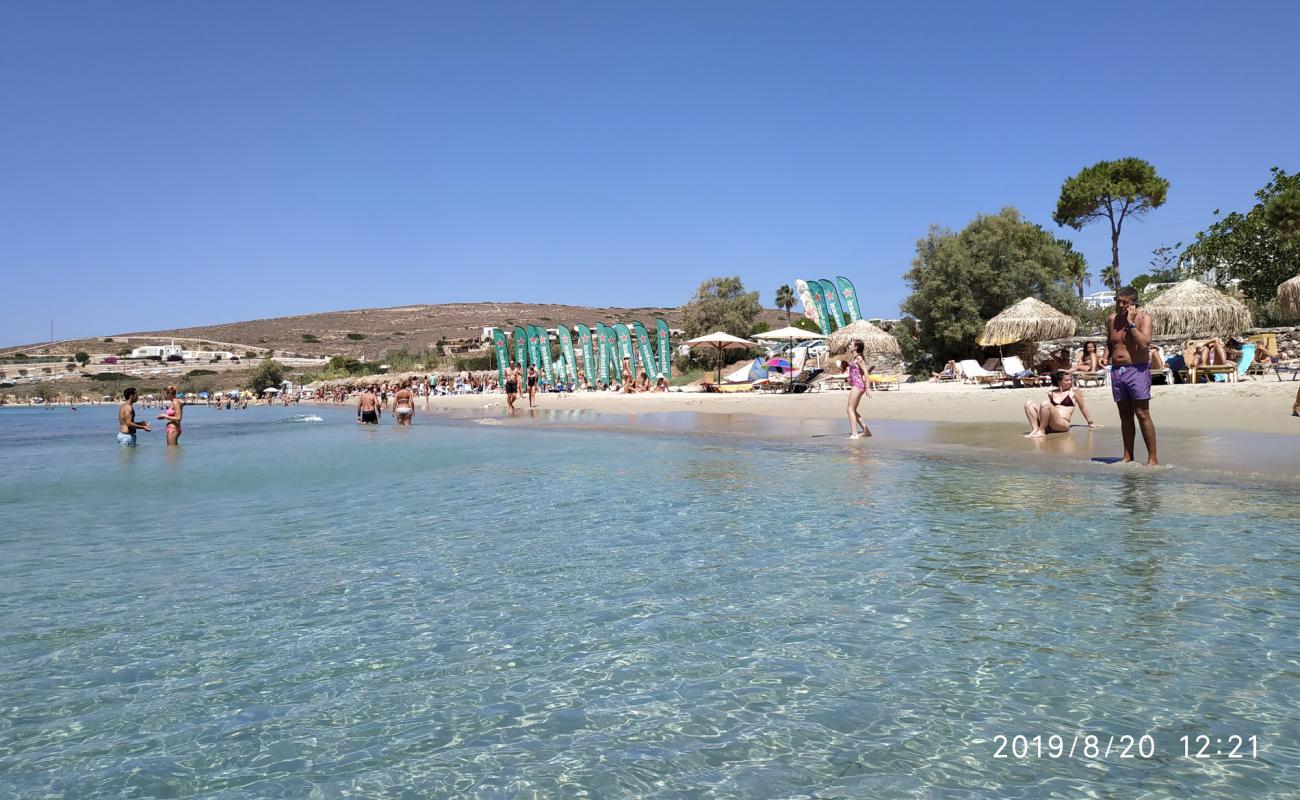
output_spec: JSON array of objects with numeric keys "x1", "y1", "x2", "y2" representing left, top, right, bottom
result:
[{"x1": 3, "y1": 1, "x2": 1297, "y2": 346}]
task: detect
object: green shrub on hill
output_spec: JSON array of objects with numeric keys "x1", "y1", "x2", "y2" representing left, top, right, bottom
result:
[
  {"x1": 91, "y1": 372, "x2": 129, "y2": 381},
  {"x1": 301, "y1": 334, "x2": 319, "y2": 343},
  {"x1": 248, "y1": 359, "x2": 286, "y2": 393},
  {"x1": 346, "y1": 333, "x2": 366, "y2": 341}
]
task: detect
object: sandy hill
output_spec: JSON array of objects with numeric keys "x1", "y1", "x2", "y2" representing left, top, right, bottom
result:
[{"x1": 3, "y1": 303, "x2": 795, "y2": 360}]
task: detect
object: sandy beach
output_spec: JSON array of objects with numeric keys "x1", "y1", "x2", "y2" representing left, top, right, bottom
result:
[{"x1": 419, "y1": 379, "x2": 1300, "y2": 481}]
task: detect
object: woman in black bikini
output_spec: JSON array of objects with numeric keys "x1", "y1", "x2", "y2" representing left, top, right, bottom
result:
[
  {"x1": 1023, "y1": 371, "x2": 1098, "y2": 438},
  {"x1": 526, "y1": 364, "x2": 539, "y2": 408}
]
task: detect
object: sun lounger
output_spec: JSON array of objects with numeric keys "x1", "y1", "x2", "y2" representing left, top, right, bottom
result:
[
  {"x1": 1149, "y1": 348, "x2": 1172, "y2": 385},
  {"x1": 999, "y1": 356, "x2": 1047, "y2": 387},
  {"x1": 701, "y1": 381, "x2": 757, "y2": 393},
  {"x1": 958, "y1": 359, "x2": 1005, "y2": 386},
  {"x1": 1273, "y1": 361, "x2": 1300, "y2": 381},
  {"x1": 869, "y1": 374, "x2": 901, "y2": 391},
  {"x1": 1184, "y1": 344, "x2": 1254, "y2": 383},
  {"x1": 753, "y1": 374, "x2": 789, "y2": 393}
]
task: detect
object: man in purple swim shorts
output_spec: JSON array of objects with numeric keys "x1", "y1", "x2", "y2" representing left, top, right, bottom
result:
[{"x1": 1107, "y1": 286, "x2": 1158, "y2": 465}]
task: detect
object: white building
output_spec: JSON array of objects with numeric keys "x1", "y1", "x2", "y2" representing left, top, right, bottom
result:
[
  {"x1": 130, "y1": 342, "x2": 236, "y2": 361},
  {"x1": 1082, "y1": 291, "x2": 1115, "y2": 309},
  {"x1": 130, "y1": 343, "x2": 184, "y2": 359}
]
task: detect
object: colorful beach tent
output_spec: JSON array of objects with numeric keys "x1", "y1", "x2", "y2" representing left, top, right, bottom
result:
[{"x1": 721, "y1": 357, "x2": 769, "y2": 383}]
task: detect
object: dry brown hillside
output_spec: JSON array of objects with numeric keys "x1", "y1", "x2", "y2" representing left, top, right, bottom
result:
[{"x1": 3, "y1": 303, "x2": 794, "y2": 360}]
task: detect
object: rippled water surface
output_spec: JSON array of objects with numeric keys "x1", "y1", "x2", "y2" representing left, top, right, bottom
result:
[{"x1": 1, "y1": 405, "x2": 1298, "y2": 798}]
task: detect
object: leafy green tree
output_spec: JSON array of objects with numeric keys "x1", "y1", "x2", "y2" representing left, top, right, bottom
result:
[
  {"x1": 1181, "y1": 168, "x2": 1300, "y2": 303},
  {"x1": 33, "y1": 383, "x2": 56, "y2": 402},
  {"x1": 1053, "y1": 158, "x2": 1169, "y2": 288},
  {"x1": 792, "y1": 317, "x2": 821, "y2": 333},
  {"x1": 902, "y1": 209, "x2": 1080, "y2": 363},
  {"x1": 1100, "y1": 265, "x2": 1120, "y2": 291},
  {"x1": 1264, "y1": 187, "x2": 1300, "y2": 242},
  {"x1": 681, "y1": 276, "x2": 762, "y2": 339},
  {"x1": 775, "y1": 285, "x2": 796, "y2": 326},
  {"x1": 74, "y1": 351, "x2": 90, "y2": 367},
  {"x1": 890, "y1": 318, "x2": 935, "y2": 379},
  {"x1": 247, "y1": 359, "x2": 286, "y2": 394},
  {"x1": 1149, "y1": 241, "x2": 1183, "y2": 274},
  {"x1": 325, "y1": 356, "x2": 364, "y2": 375}
]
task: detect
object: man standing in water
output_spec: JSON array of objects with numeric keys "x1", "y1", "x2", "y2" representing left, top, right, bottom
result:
[
  {"x1": 117, "y1": 387, "x2": 152, "y2": 446},
  {"x1": 1107, "y1": 286, "x2": 1158, "y2": 465},
  {"x1": 357, "y1": 386, "x2": 380, "y2": 424}
]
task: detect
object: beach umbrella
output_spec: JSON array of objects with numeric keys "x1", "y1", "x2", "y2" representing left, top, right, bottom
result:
[
  {"x1": 977, "y1": 297, "x2": 1077, "y2": 347},
  {"x1": 754, "y1": 326, "x2": 829, "y2": 369},
  {"x1": 827, "y1": 319, "x2": 901, "y2": 357},
  {"x1": 1145, "y1": 279, "x2": 1253, "y2": 337},
  {"x1": 1278, "y1": 274, "x2": 1300, "y2": 316},
  {"x1": 682, "y1": 331, "x2": 759, "y2": 383},
  {"x1": 763, "y1": 357, "x2": 791, "y2": 370}
]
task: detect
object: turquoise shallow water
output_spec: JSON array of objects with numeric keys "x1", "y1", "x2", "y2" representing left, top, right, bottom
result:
[{"x1": 1, "y1": 404, "x2": 1298, "y2": 799}]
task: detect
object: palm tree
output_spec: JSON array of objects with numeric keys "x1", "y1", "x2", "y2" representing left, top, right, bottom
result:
[
  {"x1": 775, "y1": 285, "x2": 796, "y2": 326},
  {"x1": 1100, "y1": 264, "x2": 1120, "y2": 291},
  {"x1": 1058, "y1": 239, "x2": 1089, "y2": 299},
  {"x1": 1068, "y1": 255, "x2": 1089, "y2": 299}
]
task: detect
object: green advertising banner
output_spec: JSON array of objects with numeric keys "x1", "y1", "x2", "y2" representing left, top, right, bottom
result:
[
  {"x1": 632, "y1": 321, "x2": 657, "y2": 380},
  {"x1": 492, "y1": 329, "x2": 509, "y2": 385},
  {"x1": 810, "y1": 282, "x2": 836, "y2": 333},
  {"x1": 556, "y1": 324, "x2": 577, "y2": 384},
  {"x1": 818, "y1": 279, "x2": 845, "y2": 329},
  {"x1": 536, "y1": 326, "x2": 555, "y2": 384},
  {"x1": 598, "y1": 324, "x2": 617, "y2": 385},
  {"x1": 655, "y1": 318, "x2": 672, "y2": 379},
  {"x1": 513, "y1": 326, "x2": 528, "y2": 369},
  {"x1": 526, "y1": 326, "x2": 542, "y2": 377},
  {"x1": 796, "y1": 279, "x2": 830, "y2": 334},
  {"x1": 576, "y1": 324, "x2": 595, "y2": 386},
  {"x1": 613, "y1": 324, "x2": 635, "y2": 377},
  {"x1": 593, "y1": 324, "x2": 608, "y2": 385},
  {"x1": 836, "y1": 276, "x2": 863, "y2": 322}
]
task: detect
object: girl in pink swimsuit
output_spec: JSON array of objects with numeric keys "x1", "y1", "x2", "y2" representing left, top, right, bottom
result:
[{"x1": 846, "y1": 340, "x2": 872, "y2": 439}]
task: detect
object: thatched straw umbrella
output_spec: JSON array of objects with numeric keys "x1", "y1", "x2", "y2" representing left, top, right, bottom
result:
[
  {"x1": 977, "y1": 297, "x2": 1076, "y2": 347},
  {"x1": 1145, "y1": 279, "x2": 1253, "y2": 337},
  {"x1": 1278, "y1": 274, "x2": 1300, "y2": 316},
  {"x1": 827, "y1": 319, "x2": 901, "y2": 356}
]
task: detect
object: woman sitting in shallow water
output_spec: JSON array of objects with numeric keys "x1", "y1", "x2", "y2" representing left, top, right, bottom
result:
[{"x1": 1023, "y1": 371, "x2": 1098, "y2": 439}]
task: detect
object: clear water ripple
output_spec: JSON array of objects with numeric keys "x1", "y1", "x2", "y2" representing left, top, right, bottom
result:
[{"x1": 0, "y1": 405, "x2": 1297, "y2": 798}]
